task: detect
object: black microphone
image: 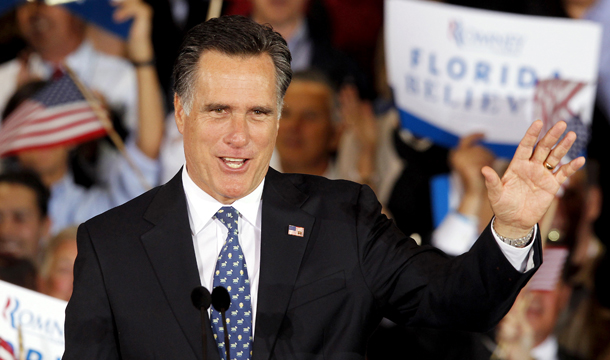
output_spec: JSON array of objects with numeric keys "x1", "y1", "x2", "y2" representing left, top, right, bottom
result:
[
  {"x1": 191, "y1": 286, "x2": 212, "y2": 310},
  {"x1": 191, "y1": 286, "x2": 212, "y2": 360},
  {"x1": 212, "y1": 286, "x2": 231, "y2": 360}
]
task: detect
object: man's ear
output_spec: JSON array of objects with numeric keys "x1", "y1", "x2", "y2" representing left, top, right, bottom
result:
[{"x1": 174, "y1": 94, "x2": 185, "y2": 135}]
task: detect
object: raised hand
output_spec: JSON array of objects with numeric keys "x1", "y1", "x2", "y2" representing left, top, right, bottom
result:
[
  {"x1": 450, "y1": 133, "x2": 495, "y2": 196},
  {"x1": 481, "y1": 120, "x2": 585, "y2": 239},
  {"x1": 112, "y1": 0, "x2": 154, "y2": 64},
  {"x1": 112, "y1": 0, "x2": 164, "y2": 160},
  {"x1": 450, "y1": 133, "x2": 495, "y2": 224}
]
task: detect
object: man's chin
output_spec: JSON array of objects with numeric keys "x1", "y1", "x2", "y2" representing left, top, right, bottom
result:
[{"x1": 214, "y1": 186, "x2": 253, "y2": 204}]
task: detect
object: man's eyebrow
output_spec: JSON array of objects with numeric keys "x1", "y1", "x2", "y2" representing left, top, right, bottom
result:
[
  {"x1": 251, "y1": 106, "x2": 274, "y2": 114},
  {"x1": 203, "y1": 103, "x2": 230, "y2": 111}
]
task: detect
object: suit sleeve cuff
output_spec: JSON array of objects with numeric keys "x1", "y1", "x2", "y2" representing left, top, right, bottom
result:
[{"x1": 490, "y1": 217, "x2": 537, "y2": 273}]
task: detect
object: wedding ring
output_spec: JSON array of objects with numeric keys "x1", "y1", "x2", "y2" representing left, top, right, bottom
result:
[{"x1": 544, "y1": 162, "x2": 555, "y2": 171}]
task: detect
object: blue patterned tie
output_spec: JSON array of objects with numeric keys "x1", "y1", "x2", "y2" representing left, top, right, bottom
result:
[{"x1": 211, "y1": 206, "x2": 253, "y2": 360}]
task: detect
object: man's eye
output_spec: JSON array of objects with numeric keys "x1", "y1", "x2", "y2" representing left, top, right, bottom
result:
[
  {"x1": 214, "y1": 108, "x2": 224, "y2": 113},
  {"x1": 253, "y1": 109, "x2": 270, "y2": 116}
]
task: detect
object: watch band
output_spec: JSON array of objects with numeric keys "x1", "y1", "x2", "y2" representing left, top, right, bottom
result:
[{"x1": 492, "y1": 219, "x2": 535, "y2": 248}]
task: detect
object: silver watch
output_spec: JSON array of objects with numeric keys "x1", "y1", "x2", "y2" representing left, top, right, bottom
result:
[{"x1": 493, "y1": 220, "x2": 535, "y2": 248}]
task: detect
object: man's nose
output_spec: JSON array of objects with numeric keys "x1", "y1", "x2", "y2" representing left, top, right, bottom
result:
[
  {"x1": 0, "y1": 218, "x2": 15, "y2": 238},
  {"x1": 224, "y1": 117, "x2": 249, "y2": 147}
]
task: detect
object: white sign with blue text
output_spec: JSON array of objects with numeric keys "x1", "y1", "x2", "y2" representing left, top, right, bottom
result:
[
  {"x1": 0, "y1": 280, "x2": 66, "y2": 360},
  {"x1": 385, "y1": 0, "x2": 602, "y2": 157}
]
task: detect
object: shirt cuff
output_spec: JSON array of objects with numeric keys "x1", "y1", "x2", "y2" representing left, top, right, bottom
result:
[{"x1": 490, "y1": 217, "x2": 537, "y2": 273}]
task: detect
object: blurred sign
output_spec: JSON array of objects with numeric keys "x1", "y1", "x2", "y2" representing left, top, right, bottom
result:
[
  {"x1": 0, "y1": 0, "x2": 25, "y2": 16},
  {"x1": 0, "y1": 281, "x2": 66, "y2": 360},
  {"x1": 0, "y1": 0, "x2": 130, "y2": 40},
  {"x1": 385, "y1": 0, "x2": 602, "y2": 157},
  {"x1": 63, "y1": 0, "x2": 132, "y2": 39}
]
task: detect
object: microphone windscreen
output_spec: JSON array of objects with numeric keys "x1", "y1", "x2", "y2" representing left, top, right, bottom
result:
[
  {"x1": 191, "y1": 286, "x2": 212, "y2": 310},
  {"x1": 211, "y1": 286, "x2": 231, "y2": 312}
]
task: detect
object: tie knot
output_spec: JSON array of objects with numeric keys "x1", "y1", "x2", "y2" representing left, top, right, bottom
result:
[{"x1": 215, "y1": 206, "x2": 239, "y2": 230}]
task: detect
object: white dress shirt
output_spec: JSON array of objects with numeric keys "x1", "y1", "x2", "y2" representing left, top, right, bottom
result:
[
  {"x1": 531, "y1": 336, "x2": 560, "y2": 360},
  {"x1": 182, "y1": 167, "x2": 263, "y2": 335}
]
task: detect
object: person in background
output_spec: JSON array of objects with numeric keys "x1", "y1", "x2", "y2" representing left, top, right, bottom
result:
[
  {"x1": 273, "y1": 70, "x2": 341, "y2": 177},
  {"x1": 496, "y1": 247, "x2": 584, "y2": 360},
  {"x1": 0, "y1": 1, "x2": 138, "y2": 134},
  {"x1": 0, "y1": 170, "x2": 50, "y2": 263},
  {"x1": 554, "y1": 165, "x2": 610, "y2": 360},
  {"x1": 38, "y1": 226, "x2": 77, "y2": 301},
  {"x1": 0, "y1": 254, "x2": 37, "y2": 290},
  {"x1": 581, "y1": 0, "x2": 610, "y2": 125},
  {"x1": 0, "y1": 0, "x2": 164, "y2": 234},
  {"x1": 275, "y1": 71, "x2": 378, "y2": 183},
  {"x1": 250, "y1": 0, "x2": 370, "y2": 98},
  {"x1": 430, "y1": 134, "x2": 500, "y2": 255}
]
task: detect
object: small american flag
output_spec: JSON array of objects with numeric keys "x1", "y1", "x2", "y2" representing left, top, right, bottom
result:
[
  {"x1": 533, "y1": 79, "x2": 589, "y2": 162},
  {"x1": 288, "y1": 225, "x2": 304, "y2": 237},
  {"x1": 0, "y1": 337, "x2": 16, "y2": 360},
  {"x1": 529, "y1": 247, "x2": 569, "y2": 291},
  {"x1": 0, "y1": 74, "x2": 106, "y2": 157}
]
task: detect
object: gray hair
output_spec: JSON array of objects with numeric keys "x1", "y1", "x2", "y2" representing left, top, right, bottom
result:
[{"x1": 173, "y1": 15, "x2": 292, "y2": 116}]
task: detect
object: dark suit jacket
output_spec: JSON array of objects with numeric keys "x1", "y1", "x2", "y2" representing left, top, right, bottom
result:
[{"x1": 63, "y1": 168, "x2": 541, "y2": 360}]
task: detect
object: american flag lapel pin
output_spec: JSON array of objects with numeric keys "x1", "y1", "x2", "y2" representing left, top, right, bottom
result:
[{"x1": 288, "y1": 225, "x2": 305, "y2": 237}]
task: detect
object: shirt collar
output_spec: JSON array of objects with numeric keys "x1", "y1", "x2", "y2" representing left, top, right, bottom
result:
[
  {"x1": 182, "y1": 166, "x2": 264, "y2": 235},
  {"x1": 33, "y1": 41, "x2": 92, "y2": 78},
  {"x1": 531, "y1": 335, "x2": 559, "y2": 360},
  {"x1": 65, "y1": 41, "x2": 94, "y2": 68}
]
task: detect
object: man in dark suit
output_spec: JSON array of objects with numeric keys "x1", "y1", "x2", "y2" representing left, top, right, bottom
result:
[{"x1": 63, "y1": 15, "x2": 585, "y2": 360}]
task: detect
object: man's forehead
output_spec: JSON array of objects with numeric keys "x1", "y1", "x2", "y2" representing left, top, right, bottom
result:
[
  {"x1": 0, "y1": 183, "x2": 39, "y2": 209},
  {"x1": 197, "y1": 50, "x2": 275, "y2": 68},
  {"x1": 195, "y1": 51, "x2": 277, "y2": 86},
  {"x1": 193, "y1": 51, "x2": 280, "y2": 104}
]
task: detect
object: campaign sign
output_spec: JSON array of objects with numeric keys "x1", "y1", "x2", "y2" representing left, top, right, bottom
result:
[
  {"x1": 385, "y1": 0, "x2": 602, "y2": 157},
  {"x1": 63, "y1": 0, "x2": 132, "y2": 40},
  {"x1": 0, "y1": 281, "x2": 66, "y2": 360}
]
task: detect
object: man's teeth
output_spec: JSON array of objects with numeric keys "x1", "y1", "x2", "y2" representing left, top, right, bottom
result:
[{"x1": 223, "y1": 158, "x2": 246, "y2": 168}]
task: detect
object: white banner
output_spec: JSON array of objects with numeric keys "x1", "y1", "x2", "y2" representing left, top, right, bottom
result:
[
  {"x1": 385, "y1": 0, "x2": 602, "y2": 157},
  {"x1": 0, "y1": 281, "x2": 66, "y2": 360}
]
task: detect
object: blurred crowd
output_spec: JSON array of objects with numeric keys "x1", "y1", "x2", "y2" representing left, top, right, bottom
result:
[{"x1": 0, "y1": 0, "x2": 609, "y2": 359}]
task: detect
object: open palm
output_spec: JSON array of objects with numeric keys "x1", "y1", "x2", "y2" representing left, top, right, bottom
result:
[{"x1": 482, "y1": 120, "x2": 586, "y2": 238}]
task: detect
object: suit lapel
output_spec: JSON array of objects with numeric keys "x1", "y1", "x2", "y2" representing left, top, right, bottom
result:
[
  {"x1": 253, "y1": 169, "x2": 315, "y2": 360},
  {"x1": 141, "y1": 172, "x2": 220, "y2": 360}
]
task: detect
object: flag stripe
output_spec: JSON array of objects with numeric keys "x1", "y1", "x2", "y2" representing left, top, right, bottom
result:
[
  {"x1": 2, "y1": 111, "x2": 98, "y2": 142},
  {"x1": 6, "y1": 121, "x2": 105, "y2": 150},
  {"x1": 0, "y1": 102, "x2": 44, "y2": 132},
  {"x1": 0, "y1": 75, "x2": 107, "y2": 157},
  {"x1": 12, "y1": 114, "x2": 99, "y2": 139},
  {"x1": 0, "y1": 103, "x2": 94, "y2": 138},
  {"x1": 1, "y1": 129, "x2": 107, "y2": 157},
  {"x1": 529, "y1": 247, "x2": 569, "y2": 291},
  {"x1": 0, "y1": 337, "x2": 15, "y2": 360}
]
